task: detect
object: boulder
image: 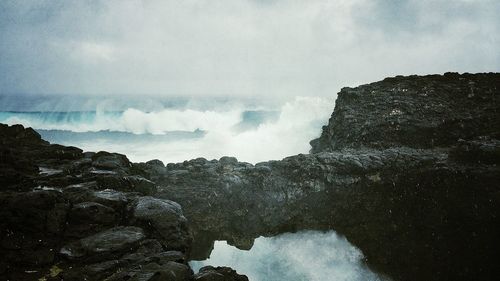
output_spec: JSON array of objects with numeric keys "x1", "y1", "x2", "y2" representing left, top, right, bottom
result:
[
  {"x1": 65, "y1": 202, "x2": 117, "y2": 238},
  {"x1": 0, "y1": 190, "x2": 68, "y2": 266},
  {"x1": 59, "y1": 226, "x2": 145, "y2": 260},
  {"x1": 219, "y1": 156, "x2": 238, "y2": 166},
  {"x1": 130, "y1": 196, "x2": 192, "y2": 251},
  {"x1": 194, "y1": 266, "x2": 249, "y2": 281},
  {"x1": 92, "y1": 151, "x2": 131, "y2": 170}
]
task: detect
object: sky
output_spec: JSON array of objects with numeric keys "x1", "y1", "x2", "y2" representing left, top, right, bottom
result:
[{"x1": 0, "y1": 0, "x2": 499, "y2": 98}]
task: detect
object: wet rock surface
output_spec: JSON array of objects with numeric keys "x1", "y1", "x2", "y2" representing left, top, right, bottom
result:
[
  {"x1": 310, "y1": 72, "x2": 500, "y2": 151},
  {"x1": 1, "y1": 73, "x2": 499, "y2": 281},
  {"x1": 0, "y1": 124, "x2": 246, "y2": 280},
  {"x1": 59, "y1": 226, "x2": 146, "y2": 259},
  {"x1": 194, "y1": 266, "x2": 250, "y2": 281},
  {"x1": 130, "y1": 196, "x2": 192, "y2": 251}
]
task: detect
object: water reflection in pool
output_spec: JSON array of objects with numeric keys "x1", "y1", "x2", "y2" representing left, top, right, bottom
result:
[{"x1": 190, "y1": 230, "x2": 389, "y2": 281}]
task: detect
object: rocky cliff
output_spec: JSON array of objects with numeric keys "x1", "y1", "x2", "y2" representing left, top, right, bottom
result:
[
  {"x1": 1, "y1": 72, "x2": 499, "y2": 281},
  {"x1": 310, "y1": 72, "x2": 500, "y2": 151}
]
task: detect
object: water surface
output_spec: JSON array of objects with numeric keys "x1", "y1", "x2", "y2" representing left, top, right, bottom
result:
[
  {"x1": 190, "y1": 230, "x2": 388, "y2": 281},
  {"x1": 0, "y1": 96, "x2": 333, "y2": 164}
]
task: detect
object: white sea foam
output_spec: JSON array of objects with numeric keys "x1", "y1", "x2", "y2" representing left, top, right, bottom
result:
[
  {"x1": 1, "y1": 101, "x2": 268, "y2": 133},
  {"x1": 1, "y1": 96, "x2": 333, "y2": 163},
  {"x1": 190, "y1": 230, "x2": 389, "y2": 281},
  {"x1": 119, "y1": 108, "x2": 243, "y2": 134}
]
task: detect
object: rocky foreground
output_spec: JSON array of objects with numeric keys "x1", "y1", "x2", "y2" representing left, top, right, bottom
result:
[
  {"x1": 1, "y1": 72, "x2": 499, "y2": 281},
  {"x1": 0, "y1": 124, "x2": 249, "y2": 281}
]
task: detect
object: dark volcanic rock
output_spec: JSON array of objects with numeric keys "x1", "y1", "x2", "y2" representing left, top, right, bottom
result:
[
  {"x1": 450, "y1": 137, "x2": 500, "y2": 164},
  {"x1": 194, "y1": 266, "x2": 249, "y2": 281},
  {"x1": 92, "y1": 151, "x2": 131, "y2": 170},
  {"x1": 0, "y1": 124, "x2": 47, "y2": 189},
  {"x1": 65, "y1": 201, "x2": 117, "y2": 238},
  {"x1": 305, "y1": 73, "x2": 500, "y2": 280},
  {"x1": 0, "y1": 124, "x2": 247, "y2": 281},
  {"x1": 106, "y1": 261, "x2": 192, "y2": 281},
  {"x1": 59, "y1": 226, "x2": 146, "y2": 260},
  {"x1": 310, "y1": 72, "x2": 500, "y2": 152},
  {"x1": 130, "y1": 196, "x2": 192, "y2": 251},
  {"x1": 0, "y1": 190, "x2": 69, "y2": 266}
]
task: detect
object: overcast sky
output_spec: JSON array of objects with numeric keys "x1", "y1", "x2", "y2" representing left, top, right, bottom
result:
[{"x1": 0, "y1": 0, "x2": 498, "y2": 98}]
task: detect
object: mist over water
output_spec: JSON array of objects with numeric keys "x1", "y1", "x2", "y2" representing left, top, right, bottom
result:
[
  {"x1": 0, "y1": 96, "x2": 333, "y2": 164},
  {"x1": 190, "y1": 230, "x2": 388, "y2": 281}
]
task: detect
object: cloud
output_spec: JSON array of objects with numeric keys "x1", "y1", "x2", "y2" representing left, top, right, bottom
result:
[
  {"x1": 69, "y1": 41, "x2": 116, "y2": 63},
  {"x1": 0, "y1": 0, "x2": 498, "y2": 98}
]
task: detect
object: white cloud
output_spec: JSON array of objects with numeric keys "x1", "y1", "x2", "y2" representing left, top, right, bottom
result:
[
  {"x1": 74, "y1": 41, "x2": 116, "y2": 63},
  {"x1": 0, "y1": 0, "x2": 498, "y2": 97}
]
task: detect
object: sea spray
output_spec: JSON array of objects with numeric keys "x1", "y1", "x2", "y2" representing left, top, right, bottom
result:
[
  {"x1": 0, "y1": 96, "x2": 333, "y2": 163},
  {"x1": 190, "y1": 230, "x2": 388, "y2": 281}
]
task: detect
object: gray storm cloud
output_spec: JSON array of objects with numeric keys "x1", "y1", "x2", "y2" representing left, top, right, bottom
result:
[{"x1": 0, "y1": 0, "x2": 498, "y2": 98}]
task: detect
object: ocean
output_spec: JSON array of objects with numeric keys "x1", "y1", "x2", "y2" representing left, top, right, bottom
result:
[
  {"x1": 0, "y1": 95, "x2": 333, "y2": 164},
  {"x1": 190, "y1": 230, "x2": 388, "y2": 281}
]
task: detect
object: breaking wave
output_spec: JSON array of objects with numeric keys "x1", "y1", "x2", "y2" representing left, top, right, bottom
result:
[
  {"x1": 0, "y1": 96, "x2": 333, "y2": 163},
  {"x1": 190, "y1": 230, "x2": 389, "y2": 281}
]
